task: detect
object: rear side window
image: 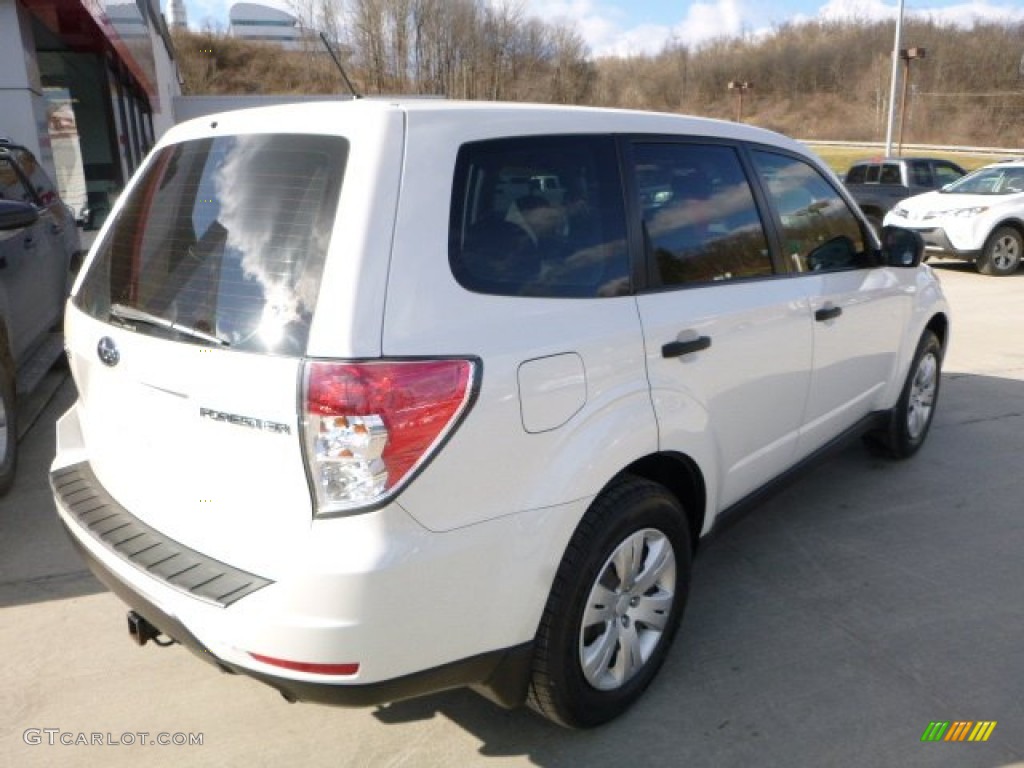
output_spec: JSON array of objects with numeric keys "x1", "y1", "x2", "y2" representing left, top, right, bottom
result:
[
  {"x1": 632, "y1": 143, "x2": 772, "y2": 286},
  {"x1": 752, "y1": 150, "x2": 873, "y2": 273},
  {"x1": 879, "y1": 164, "x2": 901, "y2": 184},
  {"x1": 449, "y1": 136, "x2": 630, "y2": 298},
  {"x1": 76, "y1": 134, "x2": 348, "y2": 356}
]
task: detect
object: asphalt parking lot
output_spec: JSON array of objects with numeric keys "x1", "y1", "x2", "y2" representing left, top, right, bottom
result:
[{"x1": 1, "y1": 263, "x2": 1022, "y2": 768}]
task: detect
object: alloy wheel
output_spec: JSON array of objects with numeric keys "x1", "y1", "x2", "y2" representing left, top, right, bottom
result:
[
  {"x1": 992, "y1": 234, "x2": 1020, "y2": 271},
  {"x1": 907, "y1": 351, "x2": 938, "y2": 441},
  {"x1": 579, "y1": 528, "x2": 677, "y2": 691}
]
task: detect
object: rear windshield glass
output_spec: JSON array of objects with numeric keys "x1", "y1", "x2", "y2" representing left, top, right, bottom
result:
[
  {"x1": 844, "y1": 165, "x2": 867, "y2": 184},
  {"x1": 75, "y1": 134, "x2": 348, "y2": 356}
]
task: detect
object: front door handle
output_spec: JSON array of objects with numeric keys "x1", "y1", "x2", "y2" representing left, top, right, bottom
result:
[
  {"x1": 815, "y1": 305, "x2": 843, "y2": 322},
  {"x1": 662, "y1": 336, "x2": 712, "y2": 358}
]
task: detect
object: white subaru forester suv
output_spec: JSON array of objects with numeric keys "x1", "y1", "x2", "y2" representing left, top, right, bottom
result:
[{"x1": 52, "y1": 100, "x2": 949, "y2": 728}]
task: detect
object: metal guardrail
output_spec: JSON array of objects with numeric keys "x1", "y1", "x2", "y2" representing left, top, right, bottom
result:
[{"x1": 803, "y1": 140, "x2": 1023, "y2": 157}]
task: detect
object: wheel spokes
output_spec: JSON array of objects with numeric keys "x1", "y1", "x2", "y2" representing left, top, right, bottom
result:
[
  {"x1": 907, "y1": 352, "x2": 938, "y2": 439},
  {"x1": 579, "y1": 528, "x2": 678, "y2": 690}
]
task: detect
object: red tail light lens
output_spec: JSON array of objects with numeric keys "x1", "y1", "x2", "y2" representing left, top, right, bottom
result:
[{"x1": 303, "y1": 359, "x2": 476, "y2": 516}]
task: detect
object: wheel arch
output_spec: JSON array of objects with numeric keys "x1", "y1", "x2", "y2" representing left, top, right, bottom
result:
[
  {"x1": 0, "y1": 317, "x2": 13, "y2": 382},
  {"x1": 613, "y1": 451, "x2": 707, "y2": 551},
  {"x1": 925, "y1": 311, "x2": 950, "y2": 356},
  {"x1": 992, "y1": 217, "x2": 1024, "y2": 235},
  {"x1": 983, "y1": 219, "x2": 1024, "y2": 251}
]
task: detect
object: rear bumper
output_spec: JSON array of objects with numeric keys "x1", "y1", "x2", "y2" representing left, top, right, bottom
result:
[
  {"x1": 55, "y1": 499, "x2": 532, "y2": 707},
  {"x1": 51, "y1": 459, "x2": 536, "y2": 708}
]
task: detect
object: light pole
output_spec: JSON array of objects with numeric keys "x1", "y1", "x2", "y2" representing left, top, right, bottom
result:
[
  {"x1": 897, "y1": 47, "x2": 926, "y2": 156},
  {"x1": 884, "y1": 0, "x2": 906, "y2": 155},
  {"x1": 728, "y1": 80, "x2": 753, "y2": 122}
]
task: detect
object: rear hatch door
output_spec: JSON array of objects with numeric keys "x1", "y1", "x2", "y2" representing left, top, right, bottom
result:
[{"x1": 65, "y1": 130, "x2": 359, "y2": 577}]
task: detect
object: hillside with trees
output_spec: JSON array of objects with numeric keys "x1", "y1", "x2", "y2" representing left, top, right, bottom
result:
[{"x1": 174, "y1": 1, "x2": 1024, "y2": 148}]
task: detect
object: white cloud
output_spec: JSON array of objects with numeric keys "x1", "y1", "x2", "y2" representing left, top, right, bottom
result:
[
  {"x1": 671, "y1": 0, "x2": 745, "y2": 46},
  {"x1": 525, "y1": 0, "x2": 1024, "y2": 58},
  {"x1": 818, "y1": 0, "x2": 1024, "y2": 25},
  {"x1": 522, "y1": 0, "x2": 752, "y2": 56}
]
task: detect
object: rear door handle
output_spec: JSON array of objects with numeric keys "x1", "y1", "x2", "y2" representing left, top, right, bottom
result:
[
  {"x1": 662, "y1": 336, "x2": 712, "y2": 358},
  {"x1": 815, "y1": 306, "x2": 843, "y2": 322}
]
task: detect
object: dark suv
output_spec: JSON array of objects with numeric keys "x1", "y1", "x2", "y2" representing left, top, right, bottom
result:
[
  {"x1": 0, "y1": 141, "x2": 82, "y2": 493},
  {"x1": 844, "y1": 157, "x2": 966, "y2": 230}
]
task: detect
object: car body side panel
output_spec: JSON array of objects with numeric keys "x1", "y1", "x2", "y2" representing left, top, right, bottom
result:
[
  {"x1": 637, "y1": 278, "x2": 814, "y2": 513},
  {"x1": 798, "y1": 267, "x2": 913, "y2": 455},
  {"x1": 382, "y1": 109, "x2": 660, "y2": 532}
]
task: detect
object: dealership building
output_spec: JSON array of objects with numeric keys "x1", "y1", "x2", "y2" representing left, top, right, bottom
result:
[{"x1": 0, "y1": 0, "x2": 180, "y2": 223}]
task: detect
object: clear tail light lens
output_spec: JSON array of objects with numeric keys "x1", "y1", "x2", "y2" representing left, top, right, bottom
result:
[{"x1": 302, "y1": 359, "x2": 477, "y2": 516}]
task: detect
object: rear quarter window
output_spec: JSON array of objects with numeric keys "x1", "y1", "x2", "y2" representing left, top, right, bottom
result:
[{"x1": 75, "y1": 134, "x2": 348, "y2": 356}]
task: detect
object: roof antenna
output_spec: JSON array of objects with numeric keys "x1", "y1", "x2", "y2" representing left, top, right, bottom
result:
[{"x1": 319, "y1": 32, "x2": 361, "y2": 99}]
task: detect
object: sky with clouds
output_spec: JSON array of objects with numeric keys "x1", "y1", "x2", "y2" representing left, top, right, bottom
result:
[{"x1": 175, "y1": 0, "x2": 1024, "y2": 57}]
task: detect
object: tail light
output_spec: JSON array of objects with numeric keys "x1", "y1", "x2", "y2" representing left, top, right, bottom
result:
[{"x1": 302, "y1": 359, "x2": 477, "y2": 517}]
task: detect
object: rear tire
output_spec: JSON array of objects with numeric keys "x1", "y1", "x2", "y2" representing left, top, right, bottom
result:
[
  {"x1": 977, "y1": 226, "x2": 1022, "y2": 276},
  {"x1": 0, "y1": 362, "x2": 17, "y2": 496},
  {"x1": 527, "y1": 475, "x2": 691, "y2": 728},
  {"x1": 864, "y1": 330, "x2": 941, "y2": 459}
]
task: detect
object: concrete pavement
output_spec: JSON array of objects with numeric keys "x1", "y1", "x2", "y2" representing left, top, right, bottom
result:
[{"x1": 1, "y1": 263, "x2": 1022, "y2": 767}]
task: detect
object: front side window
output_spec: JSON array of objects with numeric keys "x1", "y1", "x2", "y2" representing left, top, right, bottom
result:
[
  {"x1": 76, "y1": 134, "x2": 348, "y2": 355},
  {"x1": 0, "y1": 156, "x2": 33, "y2": 203},
  {"x1": 752, "y1": 150, "x2": 873, "y2": 273},
  {"x1": 933, "y1": 162, "x2": 964, "y2": 187},
  {"x1": 449, "y1": 135, "x2": 630, "y2": 298},
  {"x1": 910, "y1": 161, "x2": 933, "y2": 187},
  {"x1": 633, "y1": 142, "x2": 772, "y2": 287}
]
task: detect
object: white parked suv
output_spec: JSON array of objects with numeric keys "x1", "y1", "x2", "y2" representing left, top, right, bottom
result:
[
  {"x1": 52, "y1": 101, "x2": 949, "y2": 728},
  {"x1": 884, "y1": 158, "x2": 1024, "y2": 276}
]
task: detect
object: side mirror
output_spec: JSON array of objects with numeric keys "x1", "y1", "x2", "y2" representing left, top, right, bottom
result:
[
  {"x1": 0, "y1": 199, "x2": 39, "y2": 234},
  {"x1": 881, "y1": 226, "x2": 924, "y2": 268},
  {"x1": 0, "y1": 200, "x2": 39, "y2": 254}
]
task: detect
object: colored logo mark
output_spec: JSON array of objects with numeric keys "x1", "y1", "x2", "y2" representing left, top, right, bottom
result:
[{"x1": 921, "y1": 721, "x2": 997, "y2": 742}]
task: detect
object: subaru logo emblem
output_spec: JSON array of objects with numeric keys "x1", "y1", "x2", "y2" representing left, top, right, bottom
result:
[{"x1": 97, "y1": 336, "x2": 120, "y2": 367}]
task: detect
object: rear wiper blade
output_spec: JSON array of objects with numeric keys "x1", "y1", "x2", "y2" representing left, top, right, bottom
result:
[{"x1": 109, "y1": 303, "x2": 230, "y2": 347}]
